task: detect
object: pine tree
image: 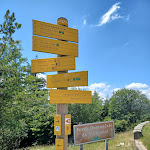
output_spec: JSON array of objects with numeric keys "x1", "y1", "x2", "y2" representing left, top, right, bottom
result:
[{"x1": 0, "y1": 10, "x2": 49, "y2": 149}]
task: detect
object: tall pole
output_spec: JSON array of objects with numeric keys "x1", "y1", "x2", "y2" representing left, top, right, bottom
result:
[
  {"x1": 105, "y1": 139, "x2": 108, "y2": 150},
  {"x1": 56, "y1": 17, "x2": 68, "y2": 150},
  {"x1": 79, "y1": 122, "x2": 83, "y2": 150}
]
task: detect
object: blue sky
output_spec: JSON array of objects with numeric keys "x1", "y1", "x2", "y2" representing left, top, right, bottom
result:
[{"x1": 1, "y1": 0, "x2": 150, "y2": 99}]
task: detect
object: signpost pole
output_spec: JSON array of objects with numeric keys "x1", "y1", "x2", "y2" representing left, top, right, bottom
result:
[
  {"x1": 79, "y1": 122, "x2": 83, "y2": 150},
  {"x1": 56, "y1": 17, "x2": 69, "y2": 150},
  {"x1": 105, "y1": 139, "x2": 108, "y2": 150}
]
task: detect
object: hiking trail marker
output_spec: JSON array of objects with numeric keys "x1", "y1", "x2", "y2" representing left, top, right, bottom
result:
[
  {"x1": 47, "y1": 71, "x2": 88, "y2": 88},
  {"x1": 32, "y1": 17, "x2": 92, "y2": 150},
  {"x1": 31, "y1": 56, "x2": 75, "y2": 73},
  {"x1": 55, "y1": 139, "x2": 63, "y2": 150},
  {"x1": 33, "y1": 19, "x2": 78, "y2": 43},
  {"x1": 32, "y1": 36, "x2": 78, "y2": 56},
  {"x1": 54, "y1": 115, "x2": 62, "y2": 135},
  {"x1": 65, "y1": 115, "x2": 71, "y2": 135},
  {"x1": 50, "y1": 89, "x2": 92, "y2": 104}
]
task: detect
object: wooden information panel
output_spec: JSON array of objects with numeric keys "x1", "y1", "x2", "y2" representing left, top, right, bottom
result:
[
  {"x1": 32, "y1": 36, "x2": 78, "y2": 57},
  {"x1": 74, "y1": 121, "x2": 115, "y2": 145},
  {"x1": 33, "y1": 20, "x2": 78, "y2": 43},
  {"x1": 50, "y1": 89, "x2": 92, "y2": 104},
  {"x1": 31, "y1": 56, "x2": 75, "y2": 73},
  {"x1": 47, "y1": 71, "x2": 88, "y2": 88}
]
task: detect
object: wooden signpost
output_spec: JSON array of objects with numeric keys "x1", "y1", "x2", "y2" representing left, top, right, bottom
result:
[
  {"x1": 55, "y1": 139, "x2": 64, "y2": 150},
  {"x1": 32, "y1": 36, "x2": 78, "y2": 56},
  {"x1": 33, "y1": 20, "x2": 78, "y2": 43},
  {"x1": 50, "y1": 89, "x2": 92, "y2": 104},
  {"x1": 74, "y1": 121, "x2": 115, "y2": 145},
  {"x1": 31, "y1": 56, "x2": 75, "y2": 73},
  {"x1": 47, "y1": 71, "x2": 88, "y2": 88},
  {"x1": 32, "y1": 17, "x2": 92, "y2": 150},
  {"x1": 32, "y1": 17, "x2": 115, "y2": 150},
  {"x1": 54, "y1": 115, "x2": 62, "y2": 135},
  {"x1": 65, "y1": 115, "x2": 71, "y2": 135},
  {"x1": 54, "y1": 114, "x2": 71, "y2": 136}
]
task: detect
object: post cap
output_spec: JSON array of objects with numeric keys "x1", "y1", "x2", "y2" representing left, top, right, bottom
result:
[{"x1": 57, "y1": 17, "x2": 68, "y2": 27}]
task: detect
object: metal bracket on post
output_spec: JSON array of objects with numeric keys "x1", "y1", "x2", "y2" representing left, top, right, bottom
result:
[{"x1": 79, "y1": 122, "x2": 83, "y2": 150}]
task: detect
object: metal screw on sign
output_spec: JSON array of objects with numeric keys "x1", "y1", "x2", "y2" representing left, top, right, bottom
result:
[{"x1": 79, "y1": 122, "x2": 83, "y2": 150}]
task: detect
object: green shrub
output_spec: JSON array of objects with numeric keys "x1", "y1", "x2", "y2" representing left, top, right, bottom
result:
[{"x1": 114, "y1": 120, "x2": 127, "y2": 132}]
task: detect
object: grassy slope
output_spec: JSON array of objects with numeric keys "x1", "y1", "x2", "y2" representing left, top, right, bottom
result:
[
  {"x1": 140, "y1": 123, "x2": 150, "y2": 150},
  {"x1": 28, "y1": 130, "x2": 134, "y2": 150}
]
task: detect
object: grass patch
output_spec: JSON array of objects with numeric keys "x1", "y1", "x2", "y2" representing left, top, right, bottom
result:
[
  {"x1": 140, "y1": 123, "x2": 150, "y2": 150},
  {"x1": 27, "y1": 145, "x2": 55, "y2": 150},
  {"x1": 28, "y1": 130, "x2": 134, "y2": 150}
]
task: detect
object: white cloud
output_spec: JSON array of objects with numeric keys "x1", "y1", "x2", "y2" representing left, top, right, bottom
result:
[
  {"x1": 83, "y1": 19, "x2": 87, "y2": 25},
  {"x1": 111, "y1": 13, "x2": 123, "y2": 21},
  {"x1": 88, "y1": 82, "x2": 110, "y2": 91},
  {"x1": 36, "y1": 73, "x2": 46, "y2": 80},
  {"x1": 126, "y1": 15, "x2": 130, "y2": 21},
  {"x1": 123, "y1": 42, "x2": 129, "y2": 47},
  {"x1": 103, "y1": 88, "x2": 109, "y2": 92},
  {"x1": 125, "y1": 82, "x2": 149, "y2": 89},
  {"x1": 112, "y1": 88, "x2": 121, "y2": 92},
  {"x1": 96, "y1": 2, "x2": 122, "y2": 26},
  {"x1": 87, "y1": 82, "x2": 150, "y2": 99},
  {"x1": 71, "y1": 25, "x2": 77, "y2": 29},
  {"x1": 141, "y1": 88, "x2": 150, "y2": 99},
  {"x1": 69, "y1": 86, "x2": 88, "y2": 90},
  {"x1": 98, "y1": 92, "x2": 107, "y2": 100},
  {"x1": 88, "y1": 82, "x2": 110, "y2": 99}
]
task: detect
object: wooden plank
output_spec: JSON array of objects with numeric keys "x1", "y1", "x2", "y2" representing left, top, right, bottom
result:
[
  {"x1": 47, "y1": 71, "x2": 88, "y2": 88},
  {"x1": 74, "y1": 121, "x2": 115, "y2": 145},
  {"x1": 32, "y1": 36, "x2": 78, "y2": 57},
  {"x1": 50, "y1": 89, "x2": 92, "y2": 104},
  {"x1": 31, "y1": 56, "x2": 75, "y2": 73},
  {"x1": 33, "y1": 20, "x2": 78, "y2": 43}
]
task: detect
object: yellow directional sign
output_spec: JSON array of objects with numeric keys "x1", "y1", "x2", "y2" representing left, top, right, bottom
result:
[
  {"x1": 65, "y1": 114, "x2": 71, "y2": 135},
  {"x1": 50, "y1": 89, "x2": 92, "y2": 104},
  {"x1": 54, "y1": 115, "x2": 61, "y2": 135},
  {"x1": 55, "y1": 139, "x2": 63, "y2": 150},
  {"x1": 47, "y1": 71, "x2": 88, "y2": 88},
  {"x1": 33, "y1": 20, "x2": 78, "y2": 43},
  {"x1": 31, "y1": 56, "x2": 75, "y2": 73},
  {"x1": 32, "y1": 36, "x2": 78, "y2": 57}
]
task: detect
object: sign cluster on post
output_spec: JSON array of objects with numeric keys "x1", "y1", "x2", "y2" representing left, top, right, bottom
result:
[{"x1": 32, "y1": 18, "x2": 92, "y2": 150}]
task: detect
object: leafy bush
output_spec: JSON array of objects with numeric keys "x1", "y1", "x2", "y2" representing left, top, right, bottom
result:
[{"x1": 114, "y1": 120, "x2": 127, "y2": 132}]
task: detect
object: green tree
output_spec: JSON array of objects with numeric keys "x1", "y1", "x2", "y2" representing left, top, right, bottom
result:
[
  {"x1": 101, "y1": 96, "x2": 110, "y2": 120},
  {"x1": 69, "y1": 91, "x2": 103, "y2": 124},
  {"x1": 0, "y1": 9, "x2": 28, "y2": 149},
  {"x1": 109, "y1": 89, "x2": 150, "y2": 125},
  {"x1": 0, "y1": 10, "x2": 49, "y2": 149}
]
